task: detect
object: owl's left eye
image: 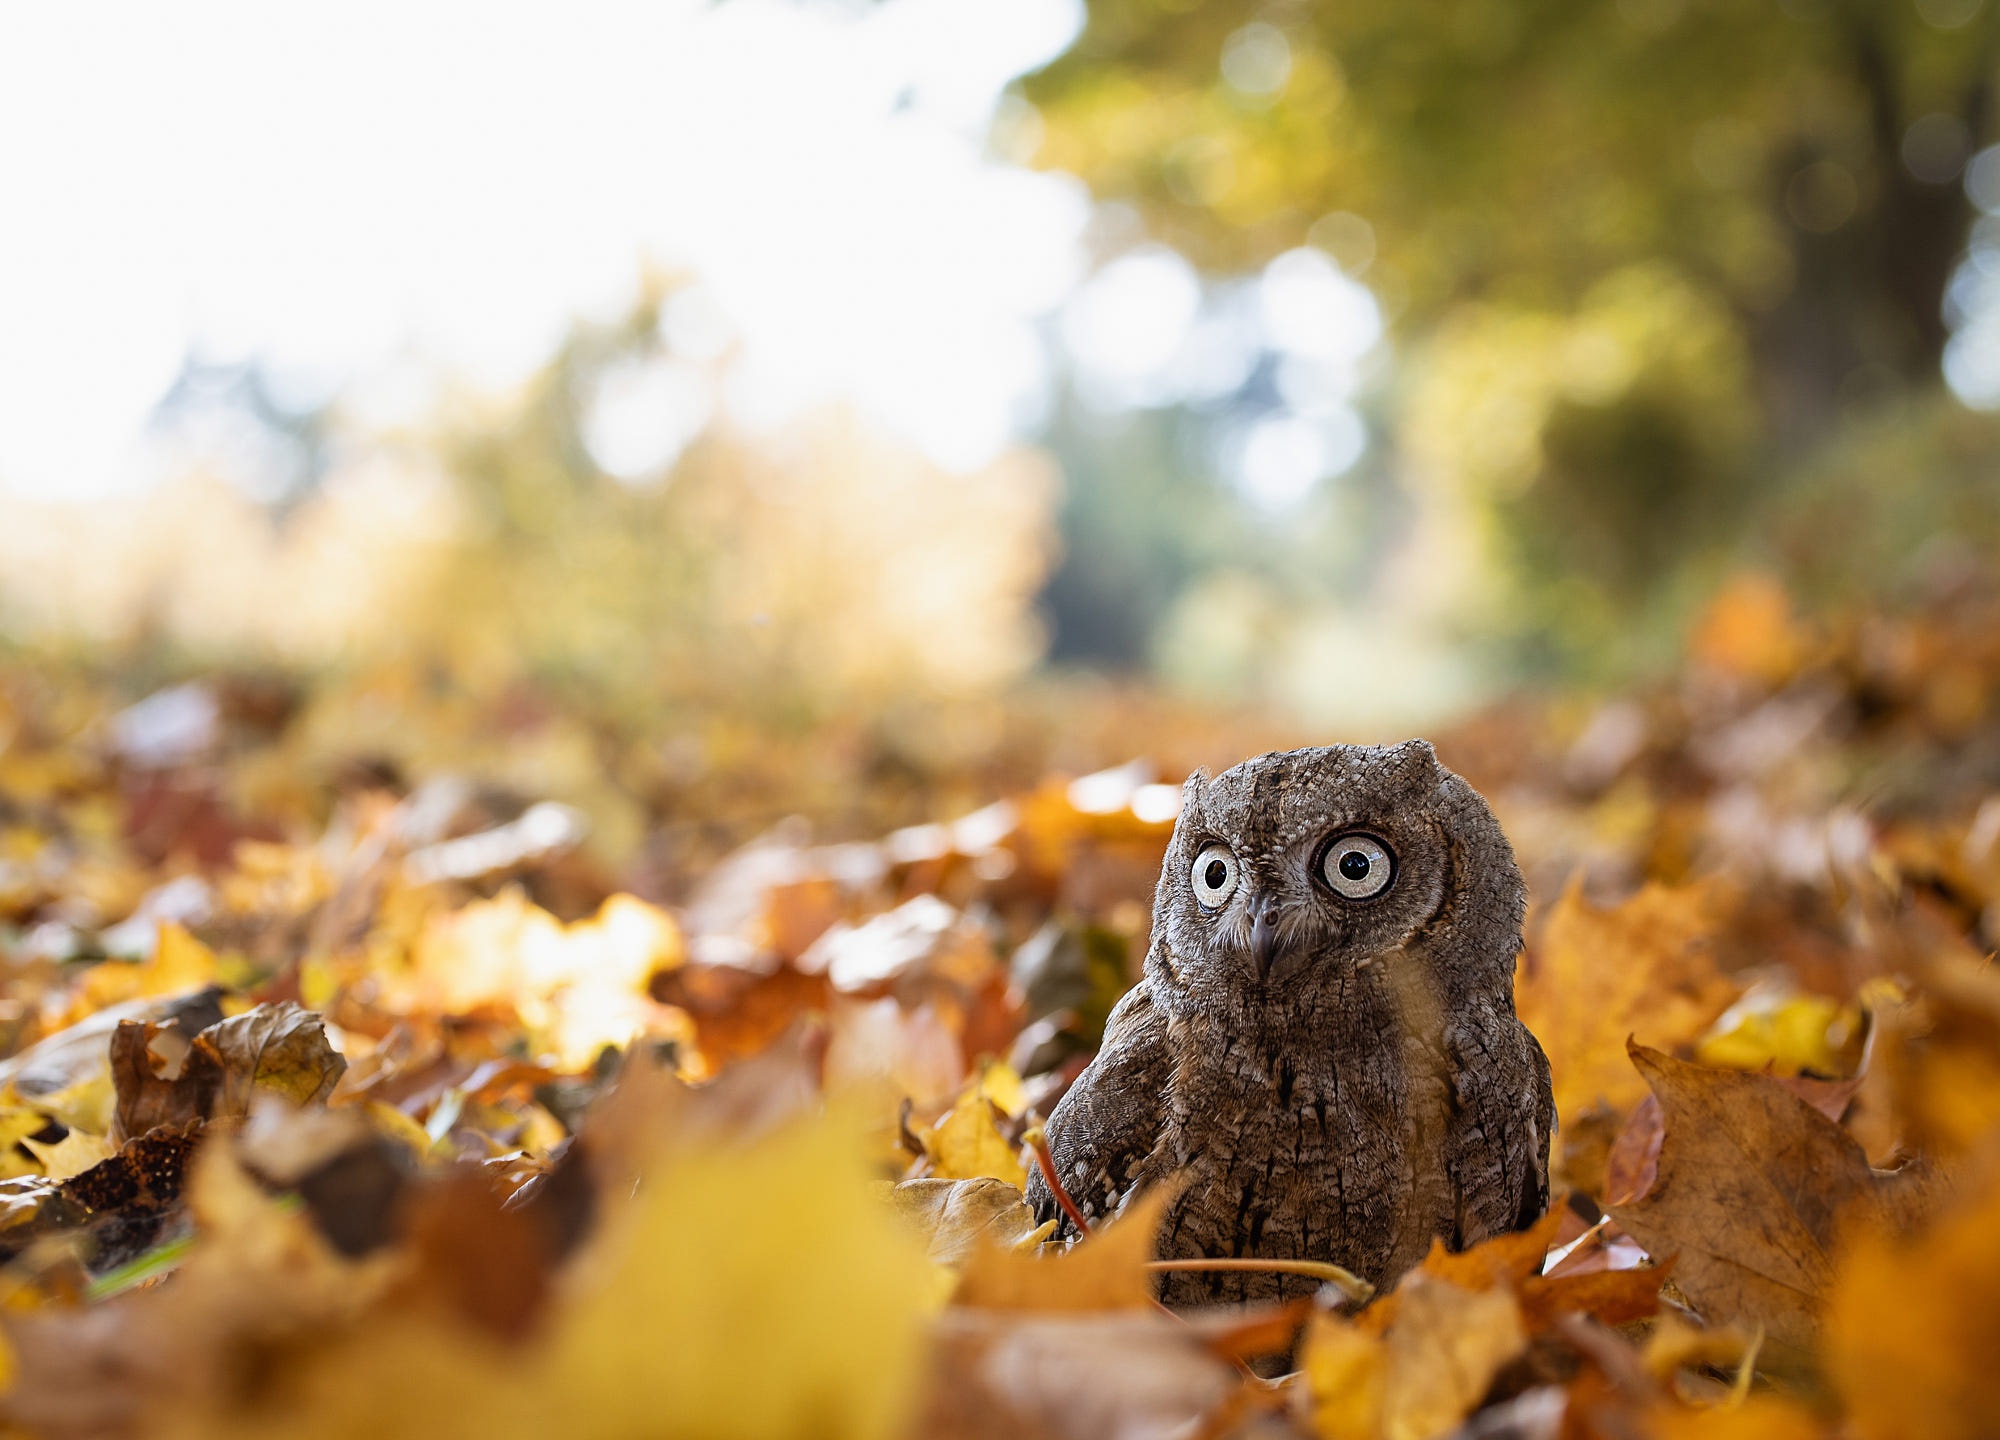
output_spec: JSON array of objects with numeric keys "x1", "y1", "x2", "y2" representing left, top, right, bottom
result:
[
  {"x1": 1190, "y1": 843, "x2": 1239, "y2": 909},
  {"x1": 1320, "y1": 832, "x2": 1394, "y2": 900}
]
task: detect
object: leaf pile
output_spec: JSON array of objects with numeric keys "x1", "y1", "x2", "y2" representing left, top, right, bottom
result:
[{"x1": 0, "y1": 574, "x2": 1997, "y2": 1437}]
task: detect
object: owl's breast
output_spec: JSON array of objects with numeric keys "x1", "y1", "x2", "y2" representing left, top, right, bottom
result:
[{"x1": 1149, "y1": 1004, "x2": 1457, "y2": 1305}]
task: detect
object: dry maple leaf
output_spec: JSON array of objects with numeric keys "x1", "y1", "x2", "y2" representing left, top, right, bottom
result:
[
  {"x1": 1515, "y1": 880, "x2": 1740, "y2": 1120},
  {"x1": 1606, "y1": 1043, "x2": 1936, "y2": 1372}
]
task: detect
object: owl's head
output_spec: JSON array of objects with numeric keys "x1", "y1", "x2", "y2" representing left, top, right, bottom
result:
[{"x1": 1150, "y1": 740, "x2": 1524, "y2": 1001}]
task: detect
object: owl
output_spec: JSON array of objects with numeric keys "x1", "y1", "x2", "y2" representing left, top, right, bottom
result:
[{"x1": 1027, "y1": 740, "x2": 1554, "y2": 1306}]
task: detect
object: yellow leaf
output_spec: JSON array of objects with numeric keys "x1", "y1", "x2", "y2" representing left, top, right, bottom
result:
[
  {"x1": 21, "y1": 1131, "x2": 114, "y2": 1183},
  {"x1": 1380, "y1": 1276, "x2": 1526, "y2": 1440},
  {"x1": 1696, "y1": 985, "x2": 1861, "y2": 1079},
  {"x1": 890, "y1": 1177, "x2": 1043, "y2": 1265},
  {"x1": 1648, "y1": 1395, "x2": 1828, "y2": 1440},
  {"x1": 925, "y1": 1093, "x2": 1025, "y2": 1187},
  {"x1": 363, "y1": 1100, "x2": 437, "y2": 1161},
  {"x1": 1516, "y1": 879, "x2": 1740, "y2": 1118},
  {"x1": 400, "y1": 890, "x2": 686, "y2": 1072},
  {"x1": 16, "y1": 1070, "x2": 113, "y2": 1139},
  {"x1": 973, "y1": 1058, "x2": 1027, "y2": 1118},
  {"x1": 0, "y1": 1112, "x2": 48, "y2": 1182},
  {"x1": 1303, "y1": 1314, "x2": 1386, "y2": 1440},
  {"x1": 82, "y1": 922, "x2": 220, "y2": 1013},
  {"x1": 124, "y1": 1105, "x2": 935, "y2": 1440}
]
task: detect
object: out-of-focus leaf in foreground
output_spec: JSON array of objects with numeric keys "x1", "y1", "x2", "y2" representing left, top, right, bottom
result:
[
  {"x1": 1515, "y1": 881, "x2": 1739, "y2": 1119},
  {"x1": 1827, "y1": 1152, "x2": 2000, "y2": 1440},
  {"x1": 5, "y1": 1100, "x2": 934, "y2": 1440}
]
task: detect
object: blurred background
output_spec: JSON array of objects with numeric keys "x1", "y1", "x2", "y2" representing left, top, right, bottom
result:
[{"x1": 4, "y1": 0, "x2": 2000, "y2": 857}]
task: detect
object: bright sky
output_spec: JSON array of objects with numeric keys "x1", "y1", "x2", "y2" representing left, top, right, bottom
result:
[{"x1": 0, "y1": 0, "x2": 1092, "y2": 498}]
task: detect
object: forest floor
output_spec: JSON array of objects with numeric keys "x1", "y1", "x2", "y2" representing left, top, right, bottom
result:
[{"x1": 0, "y1": 571, "x2": 1995, "y2": 1439}]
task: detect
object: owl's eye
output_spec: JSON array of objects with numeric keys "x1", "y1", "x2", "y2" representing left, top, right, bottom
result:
[
  {"x1": 1320, "y1": 833, "x2": 1394, "y2": 900},
  {"x1": 1189, "y1": 843, "x2": 1239, "y2": 909}
]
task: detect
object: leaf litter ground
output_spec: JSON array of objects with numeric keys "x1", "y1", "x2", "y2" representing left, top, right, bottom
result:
[{"x1": 0, "y1": 574, "x2": 1998, "y2": 1438}]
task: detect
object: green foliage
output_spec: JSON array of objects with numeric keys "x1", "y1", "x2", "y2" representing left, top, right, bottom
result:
[{"x1": 1023, "y1": 0, "x2": 2000, "y2": 669}]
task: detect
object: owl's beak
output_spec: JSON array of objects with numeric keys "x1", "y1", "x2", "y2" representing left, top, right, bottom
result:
[{"x1": 1249, "y1": 893, "x2": 1282, "y2": 981}]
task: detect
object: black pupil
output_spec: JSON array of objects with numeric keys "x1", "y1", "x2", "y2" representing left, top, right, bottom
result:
[
  {"x1": 1204, "y1": 859, "x2": 1228, "y2": 889},
  {"x1": 1338, "y1": 850, "x2": 1371, "y2": 881}
]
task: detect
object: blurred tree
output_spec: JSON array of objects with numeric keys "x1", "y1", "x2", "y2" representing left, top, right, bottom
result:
[{"x1": 1023, "y1": 0, "x2": 1999, "y2": 659}]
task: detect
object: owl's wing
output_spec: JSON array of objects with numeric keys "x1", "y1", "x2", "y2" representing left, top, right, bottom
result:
[
  {"x1": 1026, "y1": 979, "x2": 1170, "y2": 1240},
  {"x1": 1447, "y1": 1017, "x2": 1556, "y2": 1247}
]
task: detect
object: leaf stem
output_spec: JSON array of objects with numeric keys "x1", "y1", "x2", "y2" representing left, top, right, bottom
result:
[
  {"x1": 1145, "y1": 1257, "x2": 1375, "y2": 1305},
  {"x1": 1026, "y1": 1132, "x2": 1093, "y2": 1237}
]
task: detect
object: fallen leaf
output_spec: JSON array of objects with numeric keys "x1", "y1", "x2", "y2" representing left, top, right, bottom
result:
[
  {"x1": 1381, "y1": 1275, "x2": 1528, "y2": 1440},
  {"x1": 1302, "y1": 1314, "x2": 1386, "y2": 1440},
  {"x1": 1417, "y1": 1207, "x2": 1564, "y2": 1291},
  {"x1": 1881, "y1": 950, "x2": 2000, "y2": 1158},
  {"x1": 21, "y1": 1130, "x2": 116, "y2": 1184},
  {"x1": 1826, "y1": 1150, "x2": 2000, "y2": 1440},
  {"x1": 202, "y1": 1002, "x2": 348, "y2": 1114},
  {"x1": 1516, "y1": 881, "x2": 1740, "y2": 1119},
  {"x1": 0, "y1": 988, "x2": 225, "y2": 1130},
  {"x1": 4, "y1": 1102, "x2": 936, "y2": 1440},
  {"x1": 919, "y1": 1309, "x2": 1235, "y2": 1440},
  {"x1": 924, "y1": 1091, "x2": 1026, "y2": 1186},
  {"x1": 1606, "y1": 1044, "x2": 1933, "y2": 1370},
  {"x1": 110, "y1": 1020, "x2": 215, "y2": 1141},
  {"x1": 79, "y1": 923, "x2": 221, "y2": 1014},
  {"x1": 890, "y1": 1177, "x2": 1043, "y2": 1265},
  {"x1": 1518, "y1": 1262, "x2": 1668, "y2": 1331},
  {"x1": 955, "y1": 1182, "x2": 1175, "y2": 1312},
  {"x1": 1695, "y1": 984, "x2": 1863, "y2": 1080},
  {"x1": 1647, "y1": 1395, "x2": 1829, "y2": 1440},
  {"x1": 110, "y1": 1003, "x2": 346, "y2": 1143}
]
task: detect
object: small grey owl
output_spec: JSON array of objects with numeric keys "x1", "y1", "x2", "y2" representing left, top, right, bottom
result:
[{"x1": 1027, "y1": 740, "x2": 1554, "y2": 1306}]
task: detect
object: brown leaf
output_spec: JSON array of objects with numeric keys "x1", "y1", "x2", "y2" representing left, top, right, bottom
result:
[
  {"x1": 202, "y1": 1002, "x2": 348, "y2": 1114},
  {"x1": 393, "y1": 1166, "x2": 554, "y2": 1343},
  {"x1": 1605, "y1": 1043, "x2": 1932, "y2": 1370},
  {"x1": 1518, "y1": 1261, "x2": 1669, "y2": 1332},
  {"x1": 111, "y1": 1020, "x2": 218, "y2": 1142},
  {"x1": 0, "y1": 988, "x2": 225, "y2": 1112},
  {"x1": 112, "y1": 1003, "x2": 345, "y2": 1143},
  {"x1": 1180, "y1": 1298, "x2": 1312, "y2": 1364},
  {"x1": 1602, "y1": 1094, "x2": 1662, "y2": 1208}
]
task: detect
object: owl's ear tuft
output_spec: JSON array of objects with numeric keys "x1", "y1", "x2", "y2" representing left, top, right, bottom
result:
[
  {"x1": 1179, "y1": 767, "x2": 1211, "y2": 806},
  {"x1": 1393, "y1": 738, "x2": 1441, "y2": 772}
]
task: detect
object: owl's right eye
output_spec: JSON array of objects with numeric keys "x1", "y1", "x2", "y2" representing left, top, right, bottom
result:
[{"x1": 1190, "y1": 844, "x2": 1239, "y2": 909}]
